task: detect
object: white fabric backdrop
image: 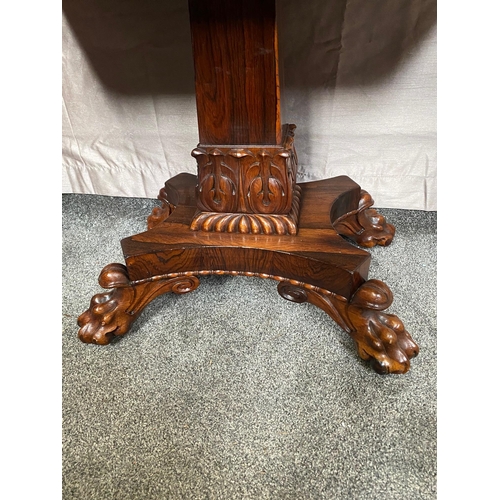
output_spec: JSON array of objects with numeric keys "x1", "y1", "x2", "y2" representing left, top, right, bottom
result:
[{"x1": 62, "y1": 0, "x2": 436, "y2": 210}]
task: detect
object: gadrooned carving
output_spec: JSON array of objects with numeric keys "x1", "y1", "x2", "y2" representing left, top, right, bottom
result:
[{"x1": 190, "y1": 184, "x2": 301, "y2": 234}]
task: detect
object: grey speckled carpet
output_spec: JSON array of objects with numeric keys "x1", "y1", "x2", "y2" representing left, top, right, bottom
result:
[{"x1": 62, "y1": 193, "x2": 437, "y2": 500}]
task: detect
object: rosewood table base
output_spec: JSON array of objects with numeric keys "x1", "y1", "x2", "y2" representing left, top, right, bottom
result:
[{"x1": 77, "y1": 174, "x2": 419, "y2": 374}]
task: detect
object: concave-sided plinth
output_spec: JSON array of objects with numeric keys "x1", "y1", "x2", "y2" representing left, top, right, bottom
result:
[{"x1": 78, "y1": 174, "x2": 419, "y2": 374}]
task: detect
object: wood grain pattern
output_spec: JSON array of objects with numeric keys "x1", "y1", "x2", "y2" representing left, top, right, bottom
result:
[
  {"x1": 188, "y1": 0, "x2": 281, "y2": 145},
  {"x1": 123, "y1": 174, "x2": 369, "y2": 297},
  {"x1": 77, "y1": 0, "x2": 419, "y2": 374},
  {"x1": 78, "y1": 174, "x2": 419, "y2": 373}
]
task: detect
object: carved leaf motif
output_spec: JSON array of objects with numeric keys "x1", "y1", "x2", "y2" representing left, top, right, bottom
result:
[
  {"x1": 192, "y1": 125, "x2": 297, "y2": 215},
  {"x1": 246, "y1": 153, "x2": 287, "y2": 214},
  {"x1": 206, "y1": 172, "x2": 237, "y2": 212},
  {"x1": 194, "y1": 148, "x2": 238, "y2": 212}
]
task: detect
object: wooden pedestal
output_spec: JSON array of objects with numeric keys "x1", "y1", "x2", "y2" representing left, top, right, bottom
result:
[{"x1": 77, "y1": 0, "x2": 419, "y2": 374}]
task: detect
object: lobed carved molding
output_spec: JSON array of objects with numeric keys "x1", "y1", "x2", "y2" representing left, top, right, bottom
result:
[{"x1": 190, "y1": 184, "x2": 301, "y2": 235}]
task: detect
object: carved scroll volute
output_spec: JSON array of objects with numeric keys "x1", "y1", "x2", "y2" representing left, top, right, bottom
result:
[
  {"x1": 193, "y1": 147, "x2": 238, "y2": 213},
  {"x1": 283, "y1": 124, "x2": 298, "y2": 187}
]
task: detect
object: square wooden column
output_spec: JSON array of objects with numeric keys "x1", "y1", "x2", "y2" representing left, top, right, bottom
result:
[
  {"x1": 188, "y1": 0, "x2": 281, "y2": 145},
  {"x1": 188, "y1": 0, "x2": 298, "y2": 228}
]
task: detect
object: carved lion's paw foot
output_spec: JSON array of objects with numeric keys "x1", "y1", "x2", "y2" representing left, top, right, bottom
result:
[
  {"x1": 357, "y1": 312, "x2": 419, "y2": 374},
  {"x1": 357, "y1": 208, "x2": 395, "y2": 247},
  {"x1": 333, "y1": 191, "x2": 395, "y2": 248},
  {"x1": 77, "y1": 264, "x2": 134, "y2": 344},
  {"x1": 77, "y1": 263, "x2": 201, "y2": 345},
  {"x1": 348, "y1": 280, "x2": 419, "y2": 374},
  {"x1": 77, "y1": 289, "x2": 133, "y2": 345}
]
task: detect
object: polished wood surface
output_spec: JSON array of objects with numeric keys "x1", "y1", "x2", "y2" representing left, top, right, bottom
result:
[
  {"x1": 78, "y1": 174, "x2": 418, "y2": 374},
  {"x1": 77, "y1": 0, "x2": 418, "y2": 374},
  {"x1": 188, "y1": 0, "x2": 293, "y2": 226},
  {"x1": 121, "y1": 174, "x2": 369, "y2": 296},
  {"x1": 189, "y1": 0, "x2": 281, "y2": 145},
  {"x1": 191, "y1": 124, "x2": 297, "y2": 217}
]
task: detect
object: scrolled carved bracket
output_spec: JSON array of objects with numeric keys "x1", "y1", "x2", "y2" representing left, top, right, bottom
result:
[
  {"x1": 277, "y1": 279, "x2": 418, "y2": 374},
  {"x1": 77, "y1": 263, "x2": 200, "y2": 345},
  {"x1": 147, "y1": 185, "x2": 176, "y2": 229},
  {"x1": 332, "y1": 190, "x2": 395, "y2": 247}
]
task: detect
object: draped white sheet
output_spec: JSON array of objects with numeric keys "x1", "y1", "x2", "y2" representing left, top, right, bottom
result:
[{"x1": 62, "y1": 0, "x2": 436, "y2": 210}]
